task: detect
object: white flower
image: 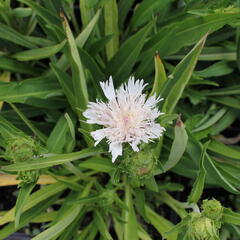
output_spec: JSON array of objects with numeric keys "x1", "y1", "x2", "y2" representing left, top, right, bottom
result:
[{"x1": 83, "y1": 76, "x2": 165, "y2": 162}]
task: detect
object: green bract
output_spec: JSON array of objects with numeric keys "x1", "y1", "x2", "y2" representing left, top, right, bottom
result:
[
  {"x1": 202, "y1": 199, "x2": 223, "y2": 222},
  {"x1": 4, "y1": 136, "x2": 39, "y2": 163},
  {"x1": 119, "y1": 144, "x2": 157, "y2": 181},
  {"x1": 17, "y1": 170, "x2": 39, "y2": 185},
  {"x1": 188, "y1": 213, "x2": 219, "y2": 240}
]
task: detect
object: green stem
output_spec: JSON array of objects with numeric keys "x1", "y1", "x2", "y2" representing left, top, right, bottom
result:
[{"x1": 158, "y1": 191, "x2": 188, "y2": 219}]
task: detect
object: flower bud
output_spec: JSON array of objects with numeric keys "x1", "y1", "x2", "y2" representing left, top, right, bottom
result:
[
  {"x1": 97, "y1": 189, "x2": 115, "y2": 207},
  {"x1": 202, "y1": 199, "x2": 223, "y2": 222},
  {"x1": 187, "y1": 213, "x2": 219, "y2": 240},
  {"x1": 5, "y1": 136, "x2": 39, "y2": 163},
  {"x1": 17, "y1": 170, "x2": 39, "y2": 186},
  {"x1": 120, "y1": 144, "x2": 156, "y2": 181}
]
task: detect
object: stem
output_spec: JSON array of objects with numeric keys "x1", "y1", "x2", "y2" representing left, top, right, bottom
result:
[{"x1": 158, "y1": 191, "x2": 188, "y2": 218}]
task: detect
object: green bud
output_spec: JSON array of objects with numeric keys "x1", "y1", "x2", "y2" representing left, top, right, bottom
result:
[
  {"x1": 17, "y1": 170, "x2": 39, "y2": 186},
  {"x1": 202, "y1": 199, "x2": 223, "y2": 222},
  {"x1": 97, "y1": 189, "x2": 115, "y2": 207},
  {"x1": 187, "y1": 213, "x2": 219, "y2": 240},
  {"x1": 120, "y1": 144, "x2": 156, "y2": 181},
  {"x1": 5, "y1": 136, "x2": 39, "y2": 163}
]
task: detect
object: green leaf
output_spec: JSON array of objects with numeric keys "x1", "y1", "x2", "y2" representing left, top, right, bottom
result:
[
  {"x1": 163, "y1": 215, "x2": 191, "y2": 238},
  {"x1": 0, "y1": 76, "x2": 62, "y2": 104},
  {"x1": 215, "y1": 163, "x2": 240, "y2": 187},
  {"x1": 123, "y1": 184, "x2": 138, "y2": 240},
  {"x1": 61, "y1": 13, "x2": 92, "y2": 143},
  {"x1": 145, "y1": 176, "x2": 159, "y2": 192},
  {"x1": 31, "y1": 211, "x2": 57, "y2": 223},
  {"x1": 104, "y1": 0, "x2": 119, "y2": 60},
  {"x1": 10, "y1": 103, "x2": 47, "y2": 144},
  {"x1": 107, "y1": 22, "x2": 153, "y2": 85},
  {"x1": 205, "y1": 154, "x2": 240, "y2": 194},
  {"x1": 79, "y1": 157, "x2": 115, "y2": 173},
  {"x1": 192, "y1": 107, "x2": 227, "y2": 132},
  {"x1": 0, "y1": 195, "x2": 59, "y2": 239},
  {"x1": 15, "y1": 182, "x2": 35, "y2": 229},
  {"x1": 58, "y1": 210, "x2": 85, "y2": 240},
  {"x1": 25, "y1": 36, "x2": 55, "y2": 47},
  {"x1": 32, "y1": 181, "x2": 93, "y2": 240},
  {"x1": 145, "y1": 205, "x2": 177, "y2": 240},
  {"x1": 136, "y1": 27, "x2": 176, "y2": 78},
  {"x1": 12, "y1": 7, "x2": 33, "y2": 18},
  {"x1": 12, "y1": 40, "x2": 66, "y2": 61},
  {"x1": 195, "y1": 61, "x2": 233, "y2": 78},
  {"x1": 3, "y1": 148, "x2": 103, "y2": 171},
  {"x1": 186, "y1": 134, "x2": 240, "y2": 193},
  {"x1": 79, "y1": 0, "x2": 95, "y2": 28},
  {"x1": 77, "y1": 223, "x2": 97, "y2": 240},
  {"x1": 162, "y1": 33, "x2": 207, "y2": 113},
  {"x1": 163, "y1": 119, "x2": 188, "y2": 171},
  {"x1": 187, "y1": 141, "x2": 209, "y2": 203},
  {"x1": 0, "y1": 181, "x2": 67, "y2": 225},
  {"x1": 61, "y1": 14, "x2": 88, "y2": 108},
  {"x1": 143, "y1": 11, "x2": 240, "y2": 60},
  {"x1": 208, "y1": 140, "x2": 240, "y2": 160},
  {"x1": 64, "y1": 113, "x2": 76, "y2": 144},
  {"x1": 0, "y1": 56, "x2": 39, "y2": 75},
  {"x1": 202, "y1": 85, "x2": 240, "y2": 96},
  {"x1": 149, "y1": 53, "x2": 167, "y2": 97},
  {"x1": 210, "y1": 109, "x2": 239, "y2": 135},
  {"x1": 0, "y1": 115, "x2": 26, "y2": 140},
  {"x1": 166, "y1": 47, "x2": 236, "y2": 62},
  {"x1": 209, "y1": 96, "x2": 240, "y2": 110},
  {"x1": 138, "y1": 10, "x2": 240, "y2": 77},
  {"x1": 20, "y1": 0, "x2": 60, "y2": 24},
  {"x1": 130, "y1": 0, "x2": 170, "y2": 28},
  {"x1": 57, "y1": 9, "x2": 101, "y2": 70},
  {"x1": 78, "y1": 48, "x2": 105, "y2": 82},
  {"x1": 223, "y1": 208, "x2": 240, "y2": 226},
  {"x1": 47, "y1": 114, "x2": 76, "y2": 153},
  {"x1": 118, "y1": 0, "x2": 135, "y2": 28},
  {"x1": 50, "y1": 63, "x2": 75, "y2": 108},
  {"x1": 135, "y1": 189, "x2": 146, "y2": 219},
  {"x1": 94, "y1": 211, "x2": 113, "y2": 240},
  {"x1": 0, "y1": 22, "x2": 37, "y2": 49},
  {"x1": 88, "y1": 34, "x2": 113, "y2": 56},
  {"x1": 138, "y1": 225, "x2": 153, "y2": 240}
]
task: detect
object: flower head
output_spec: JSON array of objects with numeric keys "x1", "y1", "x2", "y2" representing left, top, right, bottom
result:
[{"x1": 83, "y1": 76, "x2": 165, "y2": 162}]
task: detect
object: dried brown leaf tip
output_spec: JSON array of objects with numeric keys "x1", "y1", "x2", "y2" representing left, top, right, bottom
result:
[{"x1": 176, "y1": 115, "x2": 183, "y2": 127}]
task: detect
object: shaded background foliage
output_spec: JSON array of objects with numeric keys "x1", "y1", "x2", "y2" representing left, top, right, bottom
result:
[{"x1": 0, "y1": 0, "x2": 240, "y2": 239}]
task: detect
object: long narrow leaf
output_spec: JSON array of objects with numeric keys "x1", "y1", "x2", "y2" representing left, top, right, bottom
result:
[
  {"x1": 104, "y1": 0, "x2": 119, "y2": 60},
  {"x1": 123, "y1": 184, "x2": 138, "y2": 240},
  {"x1": 10, "y1": 103, "x2": 47, "y2": 143},
  {"x1": 107, "y1": 22, "x2": 153, "y2": 85},
  {"x1": 162, "y1": 34, "x2": 207, "y2": 113},
  {"x1": 15, "y1": 182, "x2": 36, "y2": 229},
  {"x1": 163, "y1": 119, "x2": 188, "y2": 171},
  {"x1": 3, "y1": 148, "x2": 103, "y2": 171},
  {"x1": 187, "y1": 141, "x2": 209, "y2": 203},
  {"x1": 12, "y1": 40, "x2": 66, "y2": 61}
]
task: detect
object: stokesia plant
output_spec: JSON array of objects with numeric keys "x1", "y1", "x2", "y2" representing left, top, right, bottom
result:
[{"x1": 0, "y1": 0, "x2": 240, "y2": 239}]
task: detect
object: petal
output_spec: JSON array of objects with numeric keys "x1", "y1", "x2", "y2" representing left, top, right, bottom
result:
[
  {"x1": 91, "y1": 129, "x2": 106, "y2": 146},
  {"x1": 109, "y1": 142, "x2": 122, "y2": 163},
  {"x1": 127, "y1": 77, "x2": 147, "y2": 97},
  {"x1": 129, "y1": 141, "x2": 140, "y2": 152},
  {"x1": 147, "y1": 123, "x2": 165, "y2": 139},
  {"x1": 100, "y1": 76, "x2": 116, "y2": 100}
]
